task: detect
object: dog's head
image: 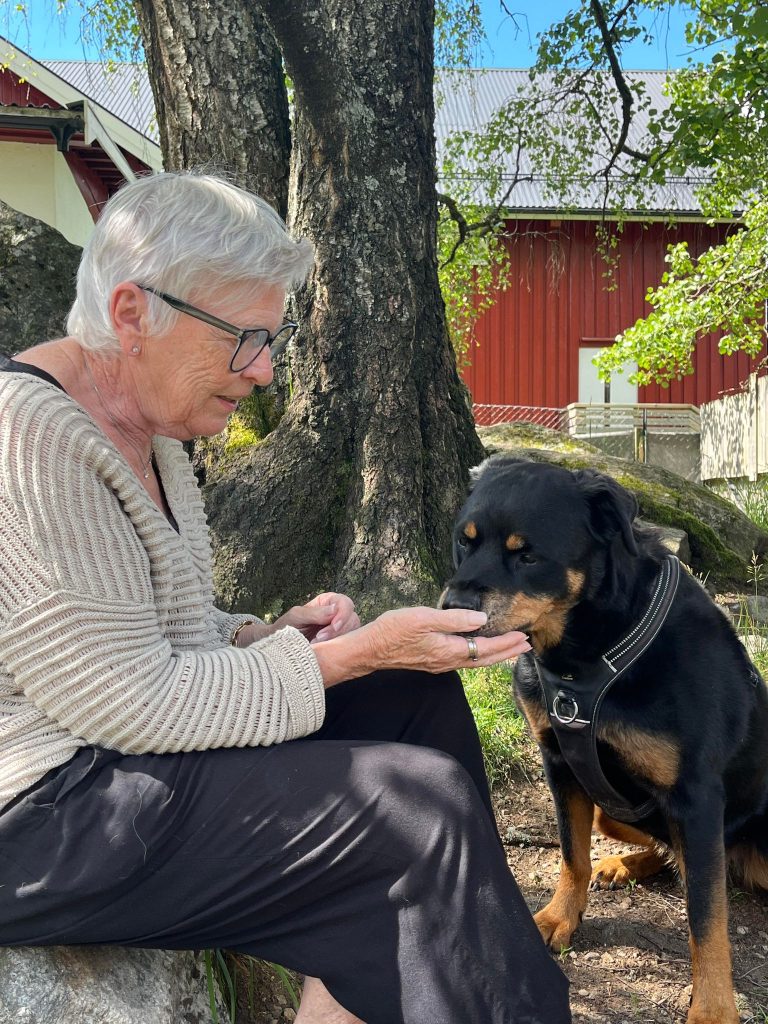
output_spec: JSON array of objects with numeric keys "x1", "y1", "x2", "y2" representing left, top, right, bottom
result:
[{"x1": 441, "y1": 456, "x2": 639, "y2": 651}]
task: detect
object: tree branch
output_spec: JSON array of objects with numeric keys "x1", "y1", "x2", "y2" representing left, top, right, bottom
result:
[{"x1": 589, "y1": 0, "x2": 652, "y2": 170}]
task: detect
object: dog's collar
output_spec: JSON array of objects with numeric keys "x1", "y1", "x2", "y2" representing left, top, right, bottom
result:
[{"x1": 533, "y1": 554, "x2": 681, "y2": 823}]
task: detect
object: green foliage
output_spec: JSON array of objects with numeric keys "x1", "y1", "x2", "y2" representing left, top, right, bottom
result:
[
  {"x1": 460, "y1": 662, "x2": 530, "y2": 788},
  {"x1": 599, "y1": 203, "x2": 768, "y2": 387},
  {"x1": 204, "y1": 950, "x2": 301, "y2": 1023},
  {"x1": 3, "y1": 0, "x2": 142, "y2": 62},
  {"x1": 434, "y1": 0, "x2": 484, "y2": 69},
  {"x1": 437, "y1": 204, "x2": 512, "y2": 365}
]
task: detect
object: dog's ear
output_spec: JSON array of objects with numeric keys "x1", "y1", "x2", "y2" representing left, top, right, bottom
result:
[{"x1": 573, "y1": 469, "x2": 639, "y2": 556}]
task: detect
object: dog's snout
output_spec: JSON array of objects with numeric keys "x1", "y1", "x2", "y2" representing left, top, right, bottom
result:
[{"x1": 440, "y1": 587, "x2": 482, "y2": 612}]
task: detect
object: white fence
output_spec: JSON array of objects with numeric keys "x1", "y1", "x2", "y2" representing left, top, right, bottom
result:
[
  {"x1": 473, "y1": 402, "x2": 700, "y2": 439},
  {"x1": 700, "y1": 373, "x2": 768, "y2": 482},
  {"x1": 565, "y1": 403, "x2": 700, "y2": 438}
]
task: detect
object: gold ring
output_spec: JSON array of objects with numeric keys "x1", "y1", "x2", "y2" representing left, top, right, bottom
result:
[{"x1": 466, "y1": 637, "x2": 479, "y2": 662}]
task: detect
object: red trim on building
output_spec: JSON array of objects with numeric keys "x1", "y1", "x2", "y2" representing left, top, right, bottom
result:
[{"x1": 62, "y1": 149, "x2": 109, "y2": 222}]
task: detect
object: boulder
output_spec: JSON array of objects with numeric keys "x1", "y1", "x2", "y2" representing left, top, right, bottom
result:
[
  {"x1": 725, "y1": 595, "x2": 768, "y2": 629},
  {"x1": 477, "y1": 423, "x2": 768, "y2": 591},
  {"x1": 0, "y1": 946, "x2": 229, "y2": 1024},
  {"x1": 0, "y1": 202, "x2": 80, "y2": 357},
  {"x1": 637, "y1": 519, "x2": 691, "y2": 565}
]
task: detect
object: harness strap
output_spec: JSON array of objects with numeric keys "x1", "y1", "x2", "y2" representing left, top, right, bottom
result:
[{"x1": 534, "y1": 555, "x2": 681, "y2": 823}]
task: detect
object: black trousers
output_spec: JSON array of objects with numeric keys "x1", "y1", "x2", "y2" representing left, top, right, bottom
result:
[{"x1": 0, "y1": 670, "x2": 570, "y2": 1024}]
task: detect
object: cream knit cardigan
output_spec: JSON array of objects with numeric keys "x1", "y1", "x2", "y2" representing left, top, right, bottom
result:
[{"x1": 0, "y1": 370, "x2": 326, "y2": 809}]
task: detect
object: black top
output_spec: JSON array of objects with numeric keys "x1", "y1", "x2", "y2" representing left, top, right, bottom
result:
[{"x1": 0, "y1": 355, "x2": 65, "y2": 391}]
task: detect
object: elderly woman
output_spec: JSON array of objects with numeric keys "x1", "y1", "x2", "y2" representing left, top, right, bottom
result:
[{"x1": 0, "y1": 172, "x2": 570, "y2": 1024}]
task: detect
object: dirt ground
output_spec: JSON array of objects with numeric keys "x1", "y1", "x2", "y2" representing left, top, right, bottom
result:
[{"x1": 495, "y1": 771, "x2": 768, "y2": 1024}]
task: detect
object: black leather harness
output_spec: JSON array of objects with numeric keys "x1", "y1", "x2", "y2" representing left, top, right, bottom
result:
[{"x1": 534, "y1": 555, "x2": 681, "y2": 823}]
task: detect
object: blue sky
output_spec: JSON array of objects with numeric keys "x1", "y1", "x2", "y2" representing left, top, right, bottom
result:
[{"x1": 2, "y1": 0, "x2": 707, "y2": 69}]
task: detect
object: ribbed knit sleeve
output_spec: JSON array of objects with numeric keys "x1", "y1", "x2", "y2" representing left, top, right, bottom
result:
[
  {"x1": 210, "y1": 606, "x2": 266, "y2": 647},
  {"x1": 0, "y1": 375, "x2": 325, "y2": 787}
]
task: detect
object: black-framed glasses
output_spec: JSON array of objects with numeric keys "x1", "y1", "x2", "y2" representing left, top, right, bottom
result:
[{"x1": 138, "y1": 285, "x2": 298, "y2": 372}]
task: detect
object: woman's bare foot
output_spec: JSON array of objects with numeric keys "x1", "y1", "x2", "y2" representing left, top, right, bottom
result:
[{"x1": 295, "y1": 976, "x2": 366, "y2": 1024}]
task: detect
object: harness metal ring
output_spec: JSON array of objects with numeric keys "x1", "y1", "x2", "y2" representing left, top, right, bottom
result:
[{"x1": 553, "y1": 691, "x2": 579, "y2": 725}]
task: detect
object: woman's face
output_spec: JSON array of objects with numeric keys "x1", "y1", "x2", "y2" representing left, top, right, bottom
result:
[{"x1": 137, "y1": 284, "x2": 285, "y2": 440}]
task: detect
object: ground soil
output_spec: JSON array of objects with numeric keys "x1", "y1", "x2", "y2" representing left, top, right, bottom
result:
[{"x1": 495, "y1": 769, "x2": 768, "y2": 1024}]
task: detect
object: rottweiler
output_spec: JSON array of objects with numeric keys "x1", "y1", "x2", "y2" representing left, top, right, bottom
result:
[{"x1": 442, "y1": 455, "x2": 768, "y2": 1024}]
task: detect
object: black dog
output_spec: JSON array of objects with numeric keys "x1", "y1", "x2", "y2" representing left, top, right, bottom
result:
[{"x1": 442, "y1": 455, "x2": 768, "y2": 1024}]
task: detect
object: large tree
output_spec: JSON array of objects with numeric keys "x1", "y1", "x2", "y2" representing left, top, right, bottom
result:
[{"x1": 134, "y1": 0, "x2": 482, "y2": 619}]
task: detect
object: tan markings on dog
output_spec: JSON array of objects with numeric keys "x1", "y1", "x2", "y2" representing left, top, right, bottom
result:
[
  {"x1": 688, "y1": 893, "x2": 739, "y2": 1024},
  {"x1": 479, "y1": 590, "x2": 572, "y2": 651},
  {"x1": 515, "y1": 692, "x2": 551, "y2": 743},
  {"x1": 505, "y1": 533, "x2": 525, "y2": 551},
  {"x1": 463, "y1": 521, "x2": 477, "y2": 540},
  {"x1": 728, "y1": 844, "x2": 768, "y2": 891},
  {"x1": 591, "y1": 809, "x2": 671, "y2": 886},
  {"x1": 534, "y1": 788, "x2": 593, "y2": 951},
  {"x1": 599, "y1": 722, "x2": 680, "y2": 789},
  {"x1": 594, "y1": 808, "x2": 657, "y2": 847},
  {"x1": 566, "y1": 568, "x2": 585, "y2": 599}
]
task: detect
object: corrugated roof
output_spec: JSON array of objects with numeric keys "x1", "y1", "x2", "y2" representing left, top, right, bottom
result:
[
  {"x1": 41, "y1": 59, "x2": 158, "y2": 143},
  {"x1": 24, "y1": 60, "x2": 703, "y2": 215},
  {"x1": 435, "y1": 68, "x2": 709, "y2": 215}
]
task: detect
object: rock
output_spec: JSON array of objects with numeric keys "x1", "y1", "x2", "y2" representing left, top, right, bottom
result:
[
  {"x1": 0, "y1": 202, "x2": 81, "y2": 358},
  {"x1": 0, "y1": 946, "x2": 229, "y2": 1024},
  {"x1": 726, "y1": 595, "x2": 768, "y2": 628},
  {"x1": 637, "y1": 519, "x2": 691, "y2": 564},
  {"x1": 477, "y1": 423, "x2": 768, "y2": 590}
]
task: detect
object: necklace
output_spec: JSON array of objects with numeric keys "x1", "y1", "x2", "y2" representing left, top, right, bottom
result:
[{"x1": 82, "y1": 353, "x2": 154, "y2": 480}]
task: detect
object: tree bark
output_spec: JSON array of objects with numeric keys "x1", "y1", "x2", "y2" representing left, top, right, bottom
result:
[
  {"x1": 135, "y1": 0, "x2": 482, "y2": 618},
  {"x1": 133, "y1": 0, "x2": 290, "y2": 214}
]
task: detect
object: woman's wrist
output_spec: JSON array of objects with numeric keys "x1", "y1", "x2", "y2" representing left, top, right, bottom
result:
[
  {"x1": 311, "y1": 625, "x2": 379, "y2": 687},
  {"x1": 231, "y1": 620, "x2": 277, "y2": 647}
]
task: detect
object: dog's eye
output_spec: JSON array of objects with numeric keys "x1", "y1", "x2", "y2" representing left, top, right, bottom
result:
[
  {"x1": 457, "y1": 535, "x2": 469, "y2": 548},
  {"x1": 519, "y1": 553, "x2": 537, "y2": 565}
]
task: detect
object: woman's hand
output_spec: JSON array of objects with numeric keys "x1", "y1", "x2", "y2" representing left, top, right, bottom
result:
[
  {"x1": 312, "y1": 606, "x2": 531, "y2": 687},
  {"x1": 274, "y1": 592, "x2": 360, "y2": 642}
]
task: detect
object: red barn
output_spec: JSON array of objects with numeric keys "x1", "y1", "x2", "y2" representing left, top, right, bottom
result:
[{"x1": 436, "y1": 70, "x2": 764, "y2": 425}]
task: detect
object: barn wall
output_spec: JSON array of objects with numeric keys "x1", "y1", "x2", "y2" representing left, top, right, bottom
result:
[{"x1": 462, "y1": 219, "x2": 764, "y2": 408}]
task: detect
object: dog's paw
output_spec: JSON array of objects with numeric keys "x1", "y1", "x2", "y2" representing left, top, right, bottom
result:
[
  {"x1": 534, "y1": 905, "x2": 580, "y2": 951},
  {"x1": 590, "y1": 855, "x2": 635, "y2": 890}
]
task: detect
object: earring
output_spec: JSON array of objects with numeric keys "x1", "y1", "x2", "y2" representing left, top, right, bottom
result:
[{"x1": 131, "y1": 345, "x2": 140, "y2": 354}]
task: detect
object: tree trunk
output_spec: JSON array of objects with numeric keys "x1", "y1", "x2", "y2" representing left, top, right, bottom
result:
[
  {"x1": 133, "y1": 0, "x2": 290, "y2": 214},
  {"x1": 135, "y1": 0, "x2": 482, "y2": 619}
]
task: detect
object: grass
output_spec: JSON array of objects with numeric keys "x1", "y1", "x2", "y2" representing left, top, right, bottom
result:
[
  {"x1": 460, "y1": 661, "x2": 532, "y2": 788},
  {"x1": 735, "y1": 554, "x2": 768, "y2": 677}
]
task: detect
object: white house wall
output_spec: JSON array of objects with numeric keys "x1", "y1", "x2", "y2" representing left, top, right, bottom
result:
[{"x1": 0, "y1": 141, "x2": 92, "y2": 246}]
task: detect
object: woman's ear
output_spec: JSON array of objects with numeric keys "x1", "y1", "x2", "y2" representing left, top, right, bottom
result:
[
  {"x1": 110, "y1": 282, "x2": 147, "y2": 355},
  {"x1": 572, "y1": 469, "x2": 639, "y2": 556}
]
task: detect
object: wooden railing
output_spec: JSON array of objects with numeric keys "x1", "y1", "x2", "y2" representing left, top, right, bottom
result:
[{"x1": 565, "y1": 403, "x2": 701, "y2": 437}]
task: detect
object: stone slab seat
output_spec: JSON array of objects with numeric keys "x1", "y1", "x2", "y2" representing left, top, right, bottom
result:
[{"x1": 0, "y1": 946, "x2": 230, "y2": 1024}]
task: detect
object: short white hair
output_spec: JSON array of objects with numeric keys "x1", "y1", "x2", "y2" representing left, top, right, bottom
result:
[{"x1": 67, "y1": 171, "x2": 314, "y2": 351}]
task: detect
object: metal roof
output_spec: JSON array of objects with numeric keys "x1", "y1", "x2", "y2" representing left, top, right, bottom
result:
[
  {"x1": 435, "y1": 68, "x2": 709, "y2": 215},
  {"x1": 17, "y1": 59, "x2": 704, "y2": 216},
  {"x1": 41, "y1": 59, "x2": 158, "y2": 144}
]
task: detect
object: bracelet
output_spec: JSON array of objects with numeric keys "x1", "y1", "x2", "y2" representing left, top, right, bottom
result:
[{"x1": 231, "y1": 620, "x2": 257, "y2": 647}]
